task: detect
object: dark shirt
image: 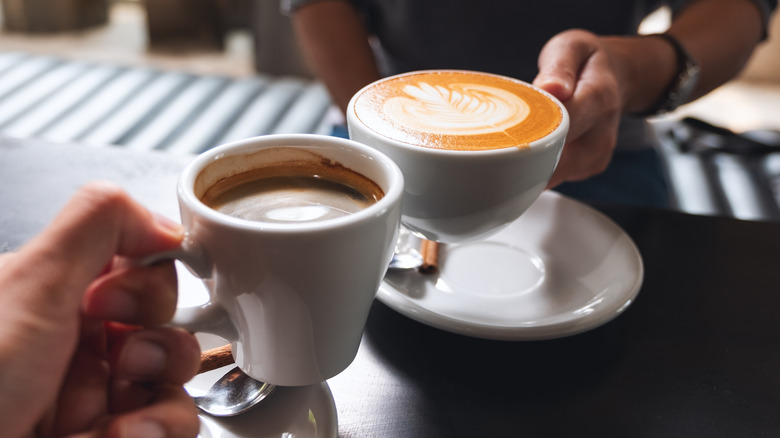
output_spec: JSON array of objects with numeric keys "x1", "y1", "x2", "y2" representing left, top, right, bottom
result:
[
  {"x1": 286, "y1": 0, "x2": 776, "y2": 81},
  {"x1": 351, "y1": 0, "x2": 667, "y2": 80}
]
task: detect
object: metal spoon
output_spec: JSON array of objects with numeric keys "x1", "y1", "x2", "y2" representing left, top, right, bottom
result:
[
  {"x1": 387, "y1": 226, "x2": 424, "y2": 270},
  {"x1": 388, "y1": 249, "x2": 424, "y2": 270},
  {"x1": 193, "y1": 366, "x2": 276, "y2": 417}
]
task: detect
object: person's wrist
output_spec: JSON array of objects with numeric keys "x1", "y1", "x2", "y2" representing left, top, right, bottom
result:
[
  {"x1": 639, "y1": 33, "x2": 700, "y2": 115},
  {"x1": 601, "y1": 35, "x2": 680, "y2": 115}
]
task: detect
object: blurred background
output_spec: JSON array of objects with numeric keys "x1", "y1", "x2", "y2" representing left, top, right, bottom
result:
[
  {"x1": 0, "y1": 0, "x2": 335, "y2": 153},
  {"x1": 0, "y1": 0, "x2": 313, "y2": 77}
]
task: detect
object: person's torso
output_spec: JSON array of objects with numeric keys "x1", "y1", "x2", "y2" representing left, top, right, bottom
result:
[{"x1": 351, "y1": 0, "x2": 666, "y2": 80}]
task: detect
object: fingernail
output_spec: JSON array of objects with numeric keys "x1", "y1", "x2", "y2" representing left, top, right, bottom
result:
[
  {"x1": 121, "y1": 420, "x2": 166, "y2": 438},
  {"x1": 154, "y1": 212, "x2": 183, "y2": 236},
  {"x1": 120, "y1": 338, "x2": 167, "y2": 377}
]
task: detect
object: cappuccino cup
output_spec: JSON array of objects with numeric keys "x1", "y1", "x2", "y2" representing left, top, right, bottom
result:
[
  {"x1": 347, "y1": 70, "x2": 569, "y2": 243},
  {"x1": 148, "y1": 134, "x2": 403, "y2": 386}
]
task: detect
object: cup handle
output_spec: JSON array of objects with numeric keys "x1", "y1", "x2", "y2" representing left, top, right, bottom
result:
[
  {"x1": 141, "y1": 234, "x2": 212, "y2": 279},
  {"x1": 139, "y1": 236, "x2": 238, "y2": 341}
]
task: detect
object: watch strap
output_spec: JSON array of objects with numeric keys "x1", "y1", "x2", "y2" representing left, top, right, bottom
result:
[{"x1": 642, "y1": 33, "x2": 700, "y2": 116}]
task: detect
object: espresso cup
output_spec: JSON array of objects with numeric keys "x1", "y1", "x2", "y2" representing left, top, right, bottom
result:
[
  {"x1": 347, "y1": 70, "x2": 569, "y2": 243},
  {"x1": 149, "y1": 134, "x2": 403, "y2": 386}
]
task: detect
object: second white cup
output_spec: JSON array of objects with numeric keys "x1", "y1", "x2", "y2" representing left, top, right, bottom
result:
[{"x1": 347, "y1": 70, "x2": 569, "y2": 243}]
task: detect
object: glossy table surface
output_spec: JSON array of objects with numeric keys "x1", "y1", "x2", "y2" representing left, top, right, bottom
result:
[{"x1": 1, "y1": 137, "x2": 779, "y2": 437}]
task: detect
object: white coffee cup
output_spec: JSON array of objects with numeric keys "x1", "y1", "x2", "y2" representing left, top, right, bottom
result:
[
  {"x1": 149, "y1": 134, "x2": 403, "y2": 386},
  {"x1": 347, "y1": 70, "x2": 569, "y2": 243}
]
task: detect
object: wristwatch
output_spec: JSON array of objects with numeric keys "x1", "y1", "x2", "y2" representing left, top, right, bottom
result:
[{"x1": 645, "y1": 33, "x2": 700, "y2": 115}]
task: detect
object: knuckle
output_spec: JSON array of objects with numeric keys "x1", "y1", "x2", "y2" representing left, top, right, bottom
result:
[
  {"x1": 559, "y1": 28, "x2": 597, "y2": 44},
  {"x1": 78, "y1": 181, "x2": 129, "y2": 211},
  {"x1": 588, "y1": 80, "x2": 621, "y2": 111}
]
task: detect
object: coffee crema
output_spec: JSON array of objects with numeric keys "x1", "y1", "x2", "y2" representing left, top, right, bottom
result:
[
  {"x1": 352, "y1": 70, "x2": 563, "y2": 151},
  {"x1": 200, "y1": 161, "x2": 384, "y2": 224}
]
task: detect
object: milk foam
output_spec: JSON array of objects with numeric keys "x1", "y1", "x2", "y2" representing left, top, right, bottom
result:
[
  {"x1": 384, "y1": 82, "x2": 530, "y2": 136},
  {"x1": 353, "y1": 71, "x2": 562, "y2": 151}
]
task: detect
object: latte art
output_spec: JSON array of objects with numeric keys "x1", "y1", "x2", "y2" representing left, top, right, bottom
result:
[
  {"x1": 352, "y1": 70, "x2": 562, "y2": 151},
  {"x1": 385, "y1": 82, "x2": 530, "y2": 136}
]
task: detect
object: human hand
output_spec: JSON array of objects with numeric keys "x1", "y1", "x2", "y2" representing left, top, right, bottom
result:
[
  {"x1": 533, "y1": 29, "x2": 624, "y2": 188},
  {"x1": 0, "y1": 182, "x2": 201, "y2": 438}
]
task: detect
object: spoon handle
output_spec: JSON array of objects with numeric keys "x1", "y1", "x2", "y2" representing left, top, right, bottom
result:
[{"x1": 199, "y1": 344, "x2": 234, "y2": 374}]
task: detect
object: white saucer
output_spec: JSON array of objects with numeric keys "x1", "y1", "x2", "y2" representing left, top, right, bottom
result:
[
  {"x1": 187, "y1": 335, "x2": 338, "y2": 438},
  {"x1": 379, "y1": 191, "x2": 643, "y2": 340}
]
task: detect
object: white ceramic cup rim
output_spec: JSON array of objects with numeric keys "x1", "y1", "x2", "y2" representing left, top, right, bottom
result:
[
  {"x1": 178, "y1": 134, "x2": 404, "y2": 233},
  {"x1": 348, "y1": 69, "x2": 570, "y2": 157}
]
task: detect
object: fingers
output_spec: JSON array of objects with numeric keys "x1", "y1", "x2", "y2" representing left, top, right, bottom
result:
[
  {"x1": 11, "y1": 182, "x2": 183, "y2": 322},
  {"x1": 547, "y1": 105, "x2": 619, "y2": 188},
  {"x1": 547, "y1": 119, "x2": 617, "y2": 188},
  {"x1": 42, "y1": 325, "x2": 200, "y2": 437},
  {"x1": 0, "y1": 183, "x2": 184, "y2": 437},
  {"x1": 83, "y1": 261, "x2": 179, "y2": 326},
  {"x1": 105, "y1": 328, "x2": 200, "y2": 437},
  {"x1": 547, "y1": 50, "x2": 620, "y2": 187},
  {"x1": 534, "y1": 29, "x2": 599, "y2": 102},
  {"x1": 535, "y1": 30, "x2": 621, "y2": 138},
  {"x1": 110, "y1": 327, "x2": 201, "y2": 385},
  {"x1": 534, "y1": 30, "x2": 622, "y2": 187},
  {"x1": 106, "y1": 384, "x2": 200, "y2": 438}
]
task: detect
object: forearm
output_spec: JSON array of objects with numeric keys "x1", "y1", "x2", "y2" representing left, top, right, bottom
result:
[
  {"x1": 668, "y1": 0, "x2": 765, "y2": 97},
  {"x1": 609, "y1": 0, "x2": 765, "y2": 114},
  {"x1": 291, "y1": 0, "x2": 381, "y2": 113}
]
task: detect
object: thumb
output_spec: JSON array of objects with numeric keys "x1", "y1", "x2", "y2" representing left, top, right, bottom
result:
[
  {"x1": 533, "y1": 29, "x2": 598, "y2": 102},
  {"x1": 6, "y1": 181, "x2": 183, "y2": 324}
]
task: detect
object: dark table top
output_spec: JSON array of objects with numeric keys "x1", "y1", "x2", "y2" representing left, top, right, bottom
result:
[{"x1": 2, "y1": 137, "x2": 779, "y2": 437}]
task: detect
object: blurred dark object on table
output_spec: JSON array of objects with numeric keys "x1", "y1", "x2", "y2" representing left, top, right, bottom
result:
[
  {"x1": 2, "y1": 0, "x2": 108, "y2": 32},
  {"x1": 143, "y1": 0, "x2": 226, "y2": 50},
  {"x1": 656, "y1": 117, "x2": 780, "y2": 222}
]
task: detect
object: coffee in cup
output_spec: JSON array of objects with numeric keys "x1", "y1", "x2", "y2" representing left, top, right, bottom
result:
[
  {"x1": 347, "y1": 70, "x2": 569, "y2": 243},
  {"x1": 199, "y1": 151, "x2": 385, "y2": 224}
]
